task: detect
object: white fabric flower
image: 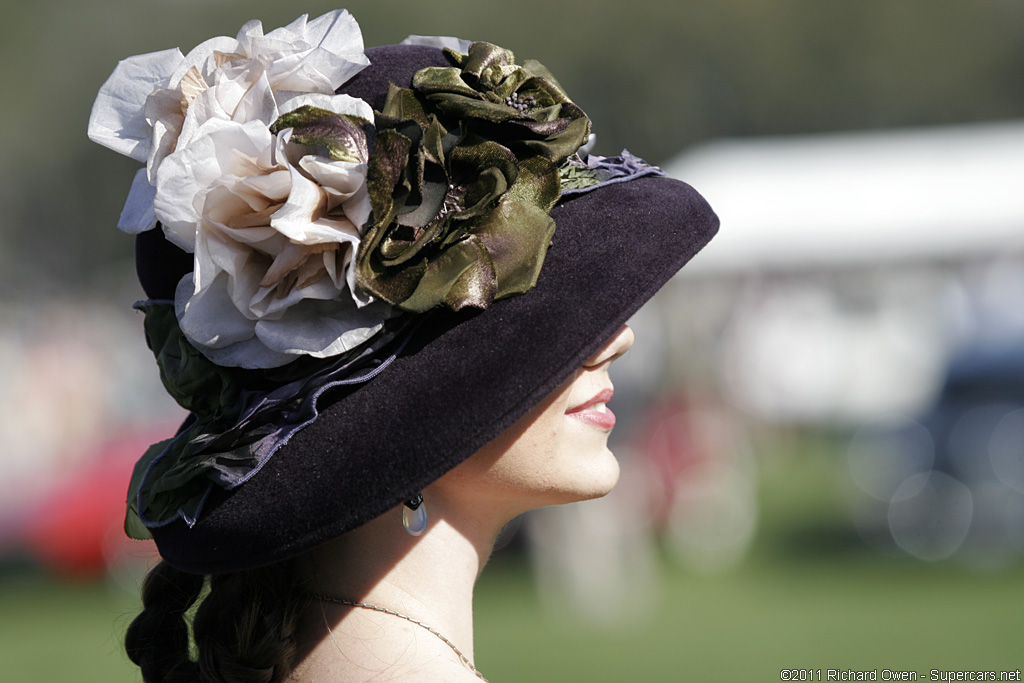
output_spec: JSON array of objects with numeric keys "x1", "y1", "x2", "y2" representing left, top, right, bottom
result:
[
  {"x1": 88, "y1": 10, "x2": 369, "y2": 233},
  {"x1": 87, "y1": 11, "x2": 388, "y2": 369},
  {"x1": 155, "y1": 94, "x2": 386, "y2": 369}
]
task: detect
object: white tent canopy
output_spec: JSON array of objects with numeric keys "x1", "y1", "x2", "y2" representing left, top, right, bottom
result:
[{"x1": 663, "y1": 120, "x2": 1024, "y2": 272}]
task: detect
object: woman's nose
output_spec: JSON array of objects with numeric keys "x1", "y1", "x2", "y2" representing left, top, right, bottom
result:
[{"x1": 584, "y1": 325, "x2": 635, "y2": 368}]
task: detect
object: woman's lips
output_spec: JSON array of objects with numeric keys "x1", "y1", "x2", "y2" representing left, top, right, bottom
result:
[{"x1": 565, "y1": 388, "x2": 616, "y2": 431}]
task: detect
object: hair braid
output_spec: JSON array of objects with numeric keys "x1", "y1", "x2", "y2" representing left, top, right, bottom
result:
[
  {"x1": 125, "y1": 560, "x2": 305, "y2": 683},
  {"x1": 192, "y1": 562, "x2": 304, "y2": 683},
  {"x1": 125, "y1": 561, "x2": 204, "y2": 683}
]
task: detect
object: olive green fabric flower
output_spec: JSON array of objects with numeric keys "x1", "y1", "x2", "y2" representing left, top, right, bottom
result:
[
  {"x1": 355, "y1": 42, "x2": 591, "y2": 312},
  {"x1": 414, "y1": 42, "x2": 591, "y2": 162}
]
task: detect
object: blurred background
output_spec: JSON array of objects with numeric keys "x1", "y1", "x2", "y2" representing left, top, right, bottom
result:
[{"x1": 2, "y1": 0, "x2": 1023, "y2": 680}]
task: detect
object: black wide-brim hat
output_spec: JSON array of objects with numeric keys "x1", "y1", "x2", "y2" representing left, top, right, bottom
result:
[{"x1": 135, "y1": 44, "x2": 719, "y2": 574}]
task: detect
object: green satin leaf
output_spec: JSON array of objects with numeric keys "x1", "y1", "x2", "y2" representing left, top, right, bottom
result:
[
  {"x1": 398, "y1": 235, "x2": 495, "y2": 312},
  {"x1": 519, "y1": 112, "x2": 592, "y2": 163},
  {"x1": 420, "y1": 115, "x2": 451, "y2": 168},
  {"x1": 456, "y1": 42, "x2": 517, "y2": 81},
  {"x1": 520, "y1": 59, "x2": 571, "y2": 96},
  {"x1": 365, "y1": 129, "x2": 412, "y2": 235},
  {"x1": 270, "y1": 106, "x2": 371, "y2": 163},
  {"x1": 133, "y1": 412, "x2": 275, "y2": 528},
  {"x1": 380, "y1": 84, "x2": 432, "y2": 128},
  {"x1": 124, "y1": 438, "x2": 171, "y2": 540},
  {"x1": 124, "y1": 509, "x2": 152, "y2": 541},
  {"x1": 445, "y1": 240, "x2": 498, "y2": 310},
  {"x1": 505, "y1": 155, "x2": 560, "y2": 210},
  {"x1": 142, "y1": 303, "x2": 244, "y2": 421},
  {"x1": 473, "y1": 200, "x2": 555, "y2": 298},
  {"x1": 559, "y1": 158, "x2": 603, "y2": 192},
  {"x1": 394, "y1": 174, "x2": 448, "y2": 229},
  {"x1": 143, "y1": 425, "x2": 231, "y2": 515},
  {"x1": 428, "y1": 94, "x2": 521, "y2": 123},
  {"x1": 447, "y1": 141, "x2": 517, "y2": 217},
  {"x1": 413, "y1": 66, "x2": 482, "y2": 99}
]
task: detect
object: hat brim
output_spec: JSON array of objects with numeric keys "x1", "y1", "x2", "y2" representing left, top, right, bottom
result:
[{"x1": 151, "y1": 174, "x2": 717, "y2": 573}]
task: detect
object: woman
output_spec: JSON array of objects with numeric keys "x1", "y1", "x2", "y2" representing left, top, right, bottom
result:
[{"x1": 88, "y1": 9, "x2": 718, "y2": 682}]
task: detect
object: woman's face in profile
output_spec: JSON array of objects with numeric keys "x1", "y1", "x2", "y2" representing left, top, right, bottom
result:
[{"x1": 434, "y1": 326, "x2": 635, "y2": 517}]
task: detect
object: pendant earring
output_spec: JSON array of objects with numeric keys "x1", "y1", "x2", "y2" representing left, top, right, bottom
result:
[{"x1": 402, "y1": 493, "x2": 428, "y2": 536}]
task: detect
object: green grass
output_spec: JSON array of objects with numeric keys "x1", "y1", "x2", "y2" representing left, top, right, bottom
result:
[
  {"x1": 474, "y1": 553, "x2": 1024, "y2": 681},
  {"x1": 0, "y1": 573, "x2": 140, "y2": 683},
  {"x1": 3, "y1": 439, "x2": 1022, "y2": 682}
]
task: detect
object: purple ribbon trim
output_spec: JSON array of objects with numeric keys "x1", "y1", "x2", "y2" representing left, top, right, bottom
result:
[
  {"x1": 135, "y1": 312, "x2": 423, "y2": 529},
  {"x1": 560, "y1": 150, "x2": 666, "y2": 197}
]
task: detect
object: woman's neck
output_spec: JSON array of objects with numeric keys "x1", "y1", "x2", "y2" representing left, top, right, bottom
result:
[{"x1": 292, "y1": 489, "x2": 509, "y2": 681}]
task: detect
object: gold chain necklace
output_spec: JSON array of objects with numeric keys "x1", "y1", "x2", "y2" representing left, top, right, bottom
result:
[{"x1": 311, "y1": 595, "x2": 489, "y2": 682}]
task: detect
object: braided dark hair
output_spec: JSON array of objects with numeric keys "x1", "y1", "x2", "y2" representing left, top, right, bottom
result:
[{"x1": 125, "y1": 560, "x2": 305, "y2": 683}]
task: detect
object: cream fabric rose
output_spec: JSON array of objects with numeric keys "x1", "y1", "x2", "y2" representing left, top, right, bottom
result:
[
  {"x1": 87, "y1": 11, "x2": 386, "y2": 369},
  {"x1": 155, "y1": 94, "x2": 387, "y2": 369},
  {"x1": 88, "y1": 10, "x2": 369, "y2": 233}
]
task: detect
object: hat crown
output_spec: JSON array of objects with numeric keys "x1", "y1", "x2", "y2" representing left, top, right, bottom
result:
[{"x1": 342, "y1": 45, "x2": 452, "y2": 110}]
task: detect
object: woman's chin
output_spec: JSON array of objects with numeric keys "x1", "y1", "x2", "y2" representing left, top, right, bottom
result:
[{"x1": 541, "y1": 451, "x2": 622, "y2": 506}]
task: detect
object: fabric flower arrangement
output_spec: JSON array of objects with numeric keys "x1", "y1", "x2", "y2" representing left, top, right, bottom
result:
[{"x1": 89, "y1": 10, "x2": 591, "y2": 370}]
